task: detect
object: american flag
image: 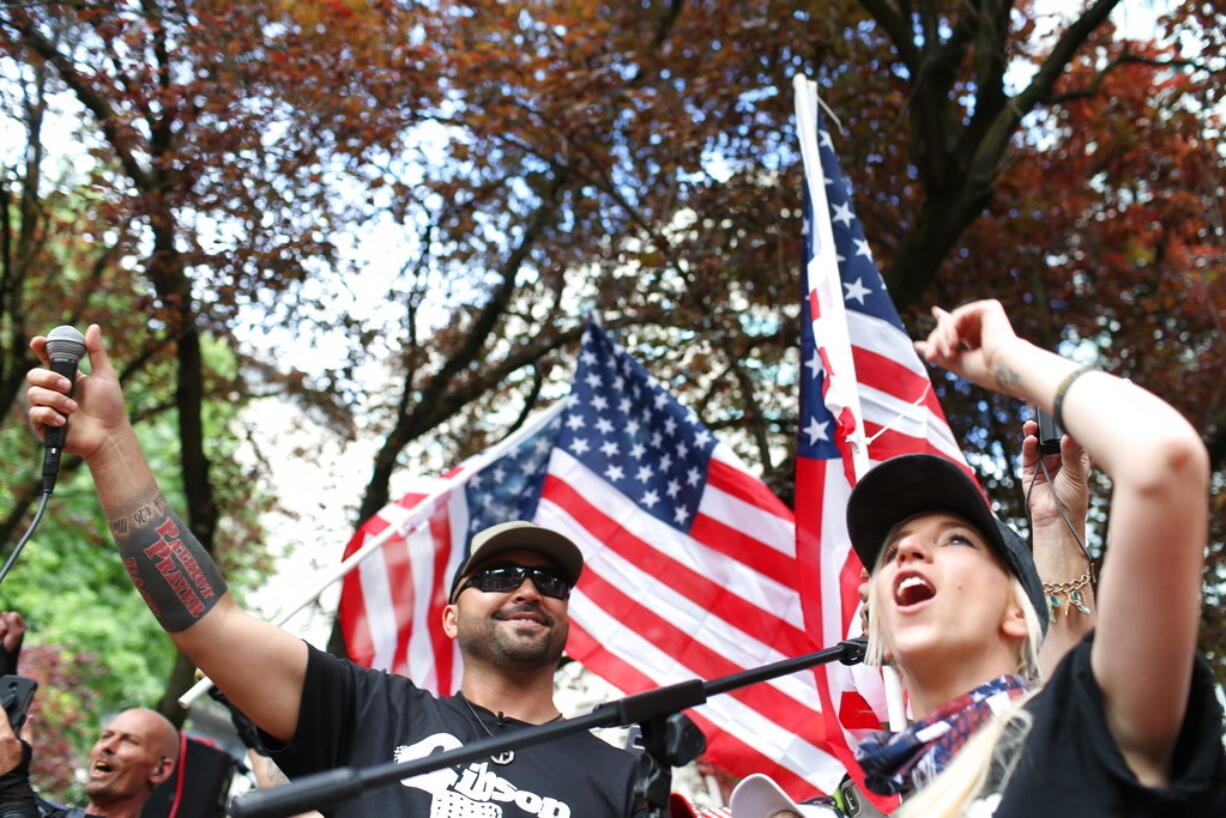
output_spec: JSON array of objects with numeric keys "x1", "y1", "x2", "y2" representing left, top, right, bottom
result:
[
  {"x1": 792, "y1": 77, "x2": 970, "y2": 810},
  {"x1": 340, "y1": 320, "x2": 851, "y2": 798}
]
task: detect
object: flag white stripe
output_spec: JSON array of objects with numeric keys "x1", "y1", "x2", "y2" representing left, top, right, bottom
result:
[
  {"x1": 356, "y1": 532, "x2": 399, "y2": 672},
  {"x1": 372, "y1": 500, "x2": 416, "y2": 529},
  {"x1": 818, "y1": 461, "x2": 855, "y2": 647},
  {"x1": 570, "y1": 592, "x2": 846, "y2": 793},
  {"x1": 859, "y1": 384, "x2": 962, "y2": 452},
  {"x1": 442, "y1": 491, "x2": 472, "y2": 695},
  {"x1": 845, "y1": 310, "x2": 928, "y2": 376},
  {"x1": 546, "y1": 449, "x2": 807, "y2": 630},
  {"x1": 405, "y1": 521, "x2": 441, "y2": 690},
  {"x1": 699, "y1": 482, "x2": 796, "y2": 557},
  {"x1": 538, "y1": 494, "x2": 821, "y2": 710}
]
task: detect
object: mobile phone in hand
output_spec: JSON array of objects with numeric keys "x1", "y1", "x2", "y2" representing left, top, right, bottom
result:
[
  {"x1": 0, "y1": 675, "x2": 37, "y2": 732},
  {"x1": 1035, "y1": 407, "x2": 1064, "y2": 455}
]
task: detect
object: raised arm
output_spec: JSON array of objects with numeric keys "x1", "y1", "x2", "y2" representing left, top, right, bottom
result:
[
  {"x1": 916, "y1": 300, "x2": 1209, "y2": 787},
  {"x1": 25, "y1": 325, "x2": 307, "y2": 742},
  {"x1": 1020, "y1": 419, "x2": 1096, "y2": 676}
]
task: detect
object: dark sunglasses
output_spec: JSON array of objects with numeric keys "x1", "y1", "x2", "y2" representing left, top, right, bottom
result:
[{"x1": 458, "y1": 563, "x2": 572, "y2": 600}]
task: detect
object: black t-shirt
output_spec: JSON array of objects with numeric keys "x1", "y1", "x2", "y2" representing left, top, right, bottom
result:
[
  {"x1": 978, "y1": 631, "x2": 1226, "y2": 816},
  {"x1": 268, "y1": 644, "x2": 643, "y2": 817}
]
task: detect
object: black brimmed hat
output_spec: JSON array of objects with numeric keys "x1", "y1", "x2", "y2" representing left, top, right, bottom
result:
[
  {"x1": 846, "y1": 454, "x2": 1048, "y2": 633},
  {"x1": 448, "y1": 521, "x2": 584, "y2": 603}
]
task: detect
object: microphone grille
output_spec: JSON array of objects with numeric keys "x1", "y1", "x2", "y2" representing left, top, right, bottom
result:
[{"x1": 45, "y1": 326, "x2": 87, "y2": 361}]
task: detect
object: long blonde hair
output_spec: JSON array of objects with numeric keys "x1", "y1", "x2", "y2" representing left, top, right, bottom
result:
[{"x1": 893, "y1": 692, "x2": 1036, "y2": 817}]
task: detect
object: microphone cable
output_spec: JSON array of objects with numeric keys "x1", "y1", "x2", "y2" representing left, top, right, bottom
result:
[{"x1": 0, "y1": 490, "x2": 51, "y2": 587}]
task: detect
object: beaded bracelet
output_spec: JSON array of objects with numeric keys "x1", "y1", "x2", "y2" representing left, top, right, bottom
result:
[
  {"x1": 1052, "y1": 365, "x2": 1094, "y2": 431},
  {"x1": 1043, "y1": 573, "x2": 1092, "y2": 617}
]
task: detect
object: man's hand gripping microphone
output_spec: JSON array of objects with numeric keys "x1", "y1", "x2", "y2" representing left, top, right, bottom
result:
[{"x1": 42, "y1": 326, "x2": 86, "y2": 494}]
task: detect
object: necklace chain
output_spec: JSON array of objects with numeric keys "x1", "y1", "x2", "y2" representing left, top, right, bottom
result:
[{"x1": 459, "y1": 696, "x2": 564, "y2": 766}]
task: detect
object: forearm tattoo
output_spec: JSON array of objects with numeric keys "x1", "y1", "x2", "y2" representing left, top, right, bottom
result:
[
  {"x1": 109, "y1": 491, "x2": 228, "y2": 632},
  {"x1": 993, "y1": 363, "x2": 1021, "y2": 396}
]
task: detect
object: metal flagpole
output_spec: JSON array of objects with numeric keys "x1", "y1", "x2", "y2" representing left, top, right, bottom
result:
[
  {"x1": 178, "y1": 399, "x2": 569, "y2": 708},
  {"x1": 793, "y1": 75, "x2": 908, "y2": 732}
]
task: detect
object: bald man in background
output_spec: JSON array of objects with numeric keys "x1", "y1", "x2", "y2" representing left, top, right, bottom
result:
[{"x1": 0, "y1": 613, "x2": 179, "y2": 818}]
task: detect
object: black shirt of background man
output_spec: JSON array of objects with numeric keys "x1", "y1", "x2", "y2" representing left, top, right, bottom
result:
[{"x1": 267, "y1": 644, "x2": 644, "y2": 818}]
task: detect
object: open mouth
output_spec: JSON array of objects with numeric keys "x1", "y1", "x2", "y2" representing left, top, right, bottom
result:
[
  {"x1": 894, "y1": 574, "x2": 936, "y2": 607},
  {"x1": 90, "y1": 760, "x2": 115, "y2": 777}
]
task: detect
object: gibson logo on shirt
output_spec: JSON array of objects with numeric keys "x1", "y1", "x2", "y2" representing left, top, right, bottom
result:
[{"x1": 395, "y1": 733, "x2": 572, "y2": 818}]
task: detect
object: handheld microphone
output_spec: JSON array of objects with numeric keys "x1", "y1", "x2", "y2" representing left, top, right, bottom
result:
[{"x1": 41, "y1": 326, "x2": 86, "y2": 494}]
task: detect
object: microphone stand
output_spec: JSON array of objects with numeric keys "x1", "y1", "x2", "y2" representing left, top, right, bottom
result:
[{"x1": 228, "y1": 637, "x2": 868, "y2": 818}]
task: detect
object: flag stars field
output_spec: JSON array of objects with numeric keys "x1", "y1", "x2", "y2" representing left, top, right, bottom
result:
[
  {"x1": 804, "y1": 348, "x2": 823, "y2": 379},
  {"x1": 553, "y1": 323, "x2": 719, "y2": 533},
  {"x1": 831, "y1": 201, "x2": 854, "y2": 227},
  {"x1": 843, "y1": 278, "x2": 871, "y2": 304},
  {"x1": 803, "y1": 416, "x2": 830, "y2": 445}
]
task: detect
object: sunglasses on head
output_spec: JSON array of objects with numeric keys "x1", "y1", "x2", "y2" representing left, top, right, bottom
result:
[{"x1": 458, "y1": 562, "x2": 572, "y2": 600}]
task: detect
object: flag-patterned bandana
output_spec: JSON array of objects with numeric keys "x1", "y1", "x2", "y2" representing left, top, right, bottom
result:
[{"x1": 854, "y1": 674, "x2": 1030, "y2": 795}]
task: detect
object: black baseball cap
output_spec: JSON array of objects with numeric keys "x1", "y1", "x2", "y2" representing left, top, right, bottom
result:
[
  {"x1": 448, "y1": 521, "x2": 584, "y2": 603},
  {"x1": 846, "y1": 454, "x2": 1048, "y2": 633}
]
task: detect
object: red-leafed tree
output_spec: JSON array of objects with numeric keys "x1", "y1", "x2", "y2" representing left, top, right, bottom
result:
[{"x1": 0, "y1": 3, "x2": 1221, "y2": 773}]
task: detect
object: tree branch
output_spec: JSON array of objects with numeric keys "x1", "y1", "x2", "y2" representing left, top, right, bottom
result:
[
  {"x1": 355, "y1": 170, "x2": 571, "y2": 524},
  {"x1": 0, "y1": 9, "x2": 152, "y2": 189},
  {"x1": 1046, "y1": 51, "x2": 1210, "y2": 103},
  {"x1": 858, "y1": 0, "x2": 921, "y2": 72}
]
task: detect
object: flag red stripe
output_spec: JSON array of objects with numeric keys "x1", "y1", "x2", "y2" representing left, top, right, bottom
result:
[
  {"x1": 544, "y1": 474, "x2": 813, "y2": 657},
  {"x1": 687, "y1": 513, "x2": 798, "y2": 590},
  {"x1": 385, "y1": 530, "x2": 417, "y2": 675},
  {"x1": 394, "y1": 491, "x2": 431, "y2": 511},
  {"x1": 568, "y1": 624, "x2": 823, "y2": 799},
  {"x1": 852, "y1": 345, "x2": 943, "y2": 416},
  {"x1": 794, "y1": 456, "x2": 828, "y2": 641},
  {"x1": 705, "y1": 458, "x2": 793, "y2": 521},
  {"x1": 863, "y1": 422, "x2": 970, "y2": 473},
  {"x1": 427, "y1": 505, "x2": 456, "y2": 695},
  {"x1": 573, "y1": 563, "x2": 824, "y2": 728},
  {"x1": 339, "y1": 528, "x2": 375, "y2": 668},
  {"x1": 837, "y1": 548, "x2": 865, "y2": 636}
]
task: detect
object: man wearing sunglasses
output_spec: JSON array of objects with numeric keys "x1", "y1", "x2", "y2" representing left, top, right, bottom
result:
[
  {"x1": 265, "y1": 520, "x2": 644, "y2": 818},
  {"x1": 25, "y1": 328, "x2": 644, "y2": 818}
]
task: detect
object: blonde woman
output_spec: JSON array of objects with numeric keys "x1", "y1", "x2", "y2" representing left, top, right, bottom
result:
[{"x1": 846, "y1": 300, "x2": 1223, "y2": 816}]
